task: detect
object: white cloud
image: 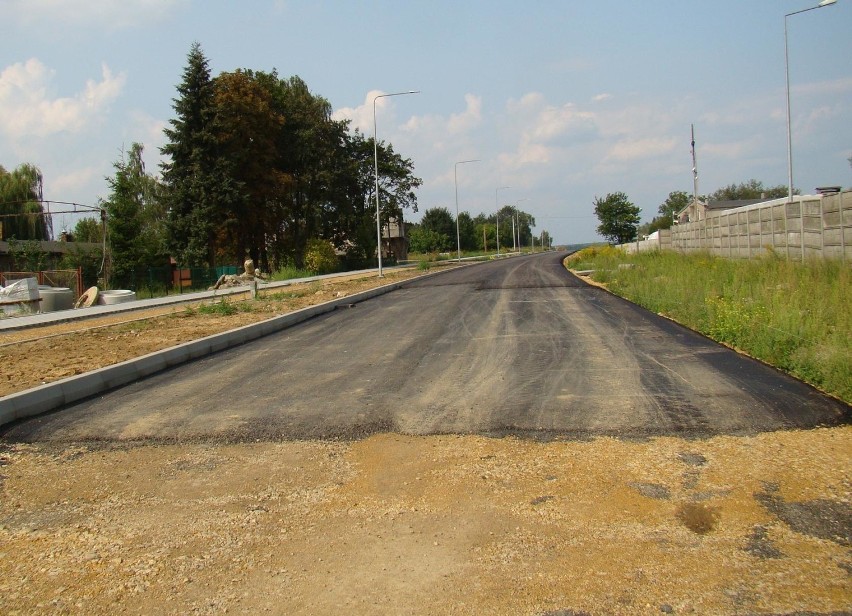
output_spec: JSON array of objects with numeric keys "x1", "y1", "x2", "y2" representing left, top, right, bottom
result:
[
  {"x1": 332, "y1": 90, "x2": 402, "y2": 135},
  {"x1": 592, "y1": 93, "x2": 612, "y2": 103},
  {"x1": 792, "y1": 76, "x2": 852, "y2": 97},
  {"x1": 6, "y1": 0, "x2": 186, "y2": 29},
  {"x1": 0, "y1": 59, "x2": 126, "y2": 139},
  {"x1": 127, "y1": 111, "x2": 168, "y2": 153},
  {"x1": 497, "y1": 92, "x2": 601, "y2": 178},
  {"x1": 50, "y1": 166, "x2": 100, "y2": 196},
  {"x1": 446, "y1": 94, "x2": 482, "y2": 135}
]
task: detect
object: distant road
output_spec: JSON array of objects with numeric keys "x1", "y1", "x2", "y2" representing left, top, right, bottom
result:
[{"x1": 4, "y1": 252, "x2": 848, "y2": 443}]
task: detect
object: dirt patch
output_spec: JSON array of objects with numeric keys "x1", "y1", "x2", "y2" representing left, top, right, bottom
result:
[{"x1": 1, "y1": 429, "x2": 850, "y2": 614}]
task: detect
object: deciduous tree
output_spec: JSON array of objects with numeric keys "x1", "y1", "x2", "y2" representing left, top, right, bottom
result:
[
  {"x1": 709, "y1": 180, "x2": 789, "y2": 201},
  {"x1": 457, "y1": 211, "x2": 476, "y2": 251},
  {"x1": 0, "y1": 163, "x2": 51, "y2": 241},
  {"x1": 594, "y1": 192, "x2": 641, "y2": 244},
  {"x1": 420, "y1": 207, "x2": 455, "y2": 241}
]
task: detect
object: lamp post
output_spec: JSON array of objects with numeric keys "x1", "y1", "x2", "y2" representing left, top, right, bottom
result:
[
  {"x1": 454, "y1": 159, "x2": 480, "y2": 262},
  {"x1": 785, "y1": 0, "x2": 836, "y2": 204},
  {"x1": 495, "y1": 186, "x2": 510, "y2": 256},
  {"x1": 373, "y1": 90, "x2": 419, "y2": 277},
  {"x1": 514, "y1": 198, "x2": 527, "y2": 253}
]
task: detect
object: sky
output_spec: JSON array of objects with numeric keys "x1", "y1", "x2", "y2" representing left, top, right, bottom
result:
[{"x1": 2, "y1": 0, "x2": 851, "y2": 246}]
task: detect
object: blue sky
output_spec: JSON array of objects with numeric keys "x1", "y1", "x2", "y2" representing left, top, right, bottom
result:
[{"x1": 2, "y1": 0, "x2": 850, "y2": 245}]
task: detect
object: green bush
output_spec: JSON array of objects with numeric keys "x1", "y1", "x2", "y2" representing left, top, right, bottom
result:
[
  {"x1": 409, "y1": 227, "x2": 450, "y2": 253},
  {"x1": 303, "y1": 239, "x2": 339, "y2": 274}
]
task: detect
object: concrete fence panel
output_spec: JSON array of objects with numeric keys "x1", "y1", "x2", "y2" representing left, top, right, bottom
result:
[{"x1": 619, "y1": 190, "x2": 852, "y2": 261}]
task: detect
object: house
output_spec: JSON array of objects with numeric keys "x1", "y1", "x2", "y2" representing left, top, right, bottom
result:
[
  {"x1": 382, "y1": 216, "x2": 409, "y2": 261},
  {"x1": 676, "y1": 198, "x2": 768, "y2": 224}
]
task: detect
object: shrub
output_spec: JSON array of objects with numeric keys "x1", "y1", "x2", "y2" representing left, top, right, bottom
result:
[
  {"x1": 303, "y1": 239, "x2": 339, "y2": 274},
  {"x1": 198, "y1": 299, "x2": 239, "y2": 316}
]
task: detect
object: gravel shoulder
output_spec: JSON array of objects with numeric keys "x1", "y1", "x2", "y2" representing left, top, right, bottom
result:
[{"x1": 1, "y1": 259, "x2": 850, "y2": 614}]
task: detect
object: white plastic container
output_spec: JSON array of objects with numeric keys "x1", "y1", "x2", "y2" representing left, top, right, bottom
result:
[{"x1": 98, "y1": 290, "x2": 137, "y2": 305}]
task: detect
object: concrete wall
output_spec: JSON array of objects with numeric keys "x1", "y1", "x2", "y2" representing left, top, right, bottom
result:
[
  {"x1": 620, "y1": 229, "x2": 672, "y2": 254},
  {"x1": 619, "y1": 190, "x2": 852, "y2": 261}
]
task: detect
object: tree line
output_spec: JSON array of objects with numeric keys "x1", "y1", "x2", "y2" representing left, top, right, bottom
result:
[
  {"x1": 408, "y1": 205, "x2": 550, "y2": 254},
  {"x1": 594, "y1": 179, "x2": 794, "y2": 245},
  {"x1": 2, "y1": 42, "x2": 423, "y2": 288}
]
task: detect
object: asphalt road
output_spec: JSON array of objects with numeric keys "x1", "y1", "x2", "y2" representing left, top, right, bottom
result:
[{"x1": 4, "y1": 252, "x2": 849, "y2": 443}]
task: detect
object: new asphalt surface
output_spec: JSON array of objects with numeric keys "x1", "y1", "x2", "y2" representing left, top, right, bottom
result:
[{"x1": 3, "y1": 252, "x2": 849, "y2": 443}]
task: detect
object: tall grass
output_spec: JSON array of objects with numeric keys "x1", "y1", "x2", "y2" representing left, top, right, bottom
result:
[
  {"x1": 568, "y1": 247, "x2": 851, "y2": 403},
  {"x1": 269, "y1": 264, "x2": 316, "y2": 282}
]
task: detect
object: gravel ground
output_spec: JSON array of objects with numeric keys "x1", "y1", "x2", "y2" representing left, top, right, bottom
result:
[{"x1": 0, "y1": 429, "x2": 850, "y2": 615}]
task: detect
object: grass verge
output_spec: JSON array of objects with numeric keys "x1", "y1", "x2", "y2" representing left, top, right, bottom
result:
[{"x1": 567, "y1": 246, "x2": 851, "y2": 404}]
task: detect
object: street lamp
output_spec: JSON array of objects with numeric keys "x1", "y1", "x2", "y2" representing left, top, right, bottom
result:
[
  {"x1": 495, "y1": 186, "x2": 510, "y2": 256},
  {"x1": 454, "y1": 159, "x2": 480, "y2": 262},
  {"x1": 785, "y1": 0, "x2": 836, "y2": 204},
  {"x1": 373, "y1": 90, "x2": 419, "y2": 277},
  {"x1": 514, "y1": 198, "x2": 528, "y2": 253}
]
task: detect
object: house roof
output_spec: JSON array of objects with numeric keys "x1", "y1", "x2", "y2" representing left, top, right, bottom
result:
[
  {"x1": 705, "y1": 198, "x2": 766, "y2": 210},
  {"x1": 676, "y1": 198, "x2": 770, "y2": 219}
]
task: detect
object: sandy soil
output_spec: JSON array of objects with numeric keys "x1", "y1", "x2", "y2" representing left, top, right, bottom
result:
[{"x1": 1, "y1": 262, "x2": 850, "y2": 614}]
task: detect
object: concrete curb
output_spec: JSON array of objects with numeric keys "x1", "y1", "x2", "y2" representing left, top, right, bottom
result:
[
  {"x1": 0, "y1": 277, "x2": 410, "y2": 428},
  {"x1": 0, "y1": 265, "x2": 416, "y2": 332}
]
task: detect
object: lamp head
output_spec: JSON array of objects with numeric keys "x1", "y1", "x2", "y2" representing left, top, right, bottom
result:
[{"x1": 818, "y1": 0, "x2": 836, "y2": 6}]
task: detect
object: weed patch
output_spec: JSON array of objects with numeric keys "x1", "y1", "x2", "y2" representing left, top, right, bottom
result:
[{"x1": 198, "y1": 300, "x2": 244, "y2": 316}]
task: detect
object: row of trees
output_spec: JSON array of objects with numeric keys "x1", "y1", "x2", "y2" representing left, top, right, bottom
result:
[
  {"x1": 595, "y1": 179, "x2": 795, "y2": 245},
  {"x1": 408, "y1": 205, "x2": 548, "y2": 253},
  {"x1": 159, "y1": 43, "x2": 421, "y2": 274},
  {"x1": 2, "y1": 43, "x2": 424, "y2": 288}
]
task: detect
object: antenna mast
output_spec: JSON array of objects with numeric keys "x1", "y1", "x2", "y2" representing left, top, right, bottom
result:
[{"x1": 691, "y1": 124, "x2": 699, "y2": 203}]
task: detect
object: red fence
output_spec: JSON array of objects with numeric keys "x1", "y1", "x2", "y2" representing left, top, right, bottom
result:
[{"x1": 0, "y1": 268, "x2": 84, "y2": 299}]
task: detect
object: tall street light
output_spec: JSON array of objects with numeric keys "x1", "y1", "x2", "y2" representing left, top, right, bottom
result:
[
  {"x1": 495, "y1": 186, "x2": 510, "y2": 256},
  {"x1": 785, "y1": 0, "x2": 836, "y2": 204},
  {"x1": 454, "y1": 159, "x2": 480, "y2": 262},
  {"x1": 514, "y1": 198, "x2": 528, "y2": 253},
  {"x1": 453, "y1": 158, "x2": 480, "y2": 263},
  {"x1": 373, "y1": 90, "x2": 419, "y2": 277}
]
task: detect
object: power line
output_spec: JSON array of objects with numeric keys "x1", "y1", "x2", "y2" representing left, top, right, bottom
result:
[{"x1": 0, "y1": 199, "x2": 101, "y2": 212}]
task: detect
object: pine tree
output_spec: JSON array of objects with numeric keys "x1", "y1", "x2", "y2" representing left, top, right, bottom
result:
[
  {"x1": 103, "y1": 143, "x2": 165, "y2": 288},
  {"x1": 161, "y1": 42, "x2": 226, "y2": 267}
]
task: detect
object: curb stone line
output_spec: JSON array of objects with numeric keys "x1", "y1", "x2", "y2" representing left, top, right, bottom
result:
[{"x1": 0, "y1": 277, "x2": 414, "y2": 427}]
